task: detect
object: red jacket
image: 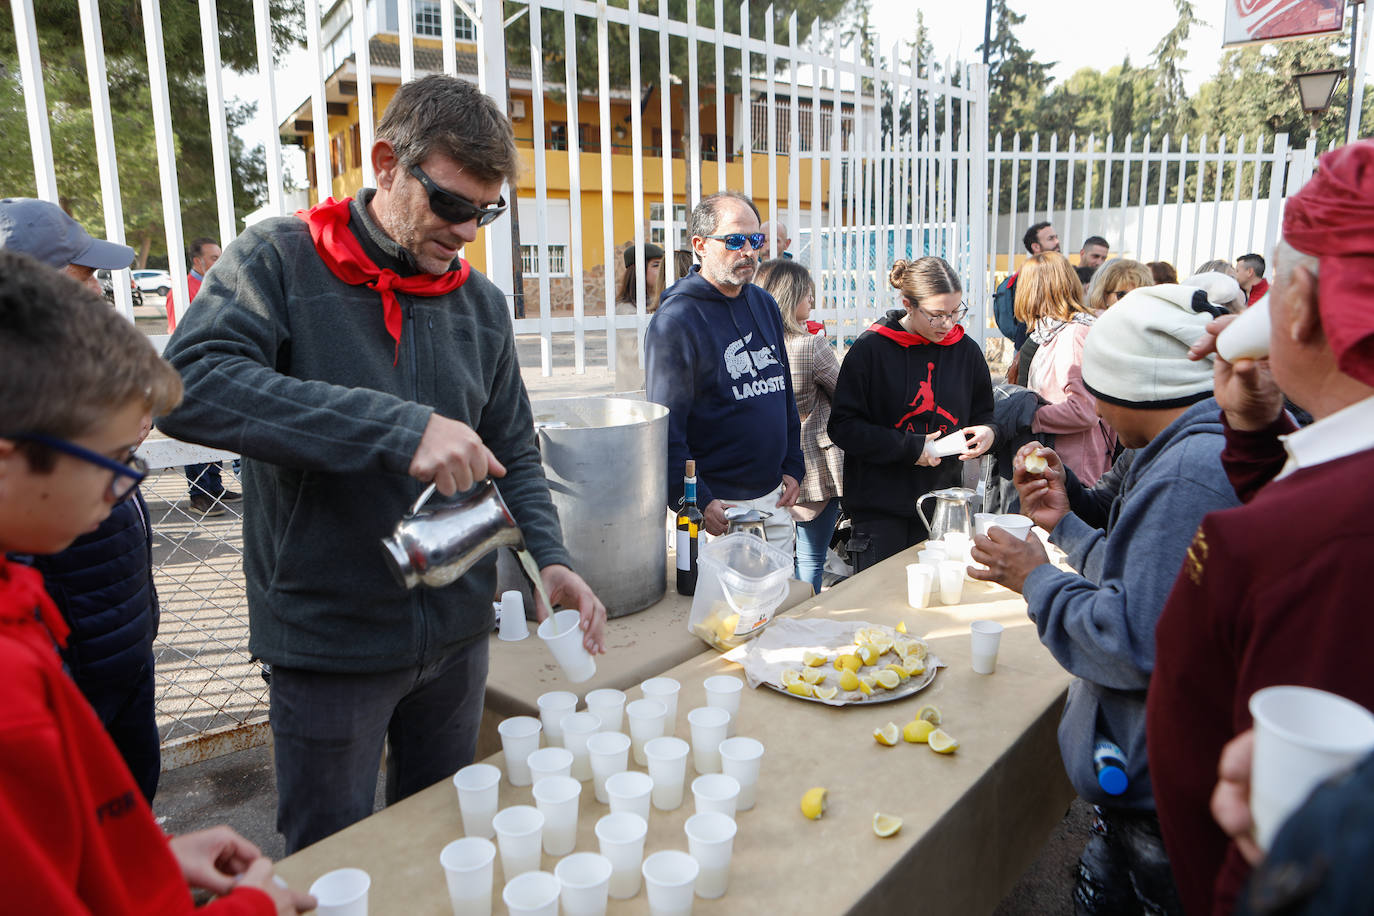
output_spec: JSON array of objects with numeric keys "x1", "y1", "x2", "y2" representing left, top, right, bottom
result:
[
  {"x1": 0, "y1": 559, "x2": 271, "y2": 915},
  {"x1": 165, "y1": 272, "x2": 202, "y2": 333},
  {"x1": 1246, "y1": 277, "x2": 1269, "y2": 306}
]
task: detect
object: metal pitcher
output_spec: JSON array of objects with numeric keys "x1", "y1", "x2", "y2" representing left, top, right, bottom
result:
[
  {"x1": 916, "y1": 486, "x2": 976, "y2": 541},
  {"x1": 724, "y1": 506, "x2": 772, "y2": 540},
  {"x1": 381, "y1": 479, "x2": 525, "y2": 589}
]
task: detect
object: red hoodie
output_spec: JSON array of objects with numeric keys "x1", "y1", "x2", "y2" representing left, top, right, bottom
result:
[{"x1": 0, "y1": 558, "x2": 271, "y2": 915}]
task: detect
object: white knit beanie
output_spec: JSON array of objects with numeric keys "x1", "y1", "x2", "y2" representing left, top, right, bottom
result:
[{"x1": 1080, "y1": 284, "x2": 1220, "y2": 408}]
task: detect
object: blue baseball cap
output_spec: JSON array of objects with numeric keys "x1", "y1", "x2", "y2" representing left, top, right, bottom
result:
[{"x1": 0, "y1": 197, "x2": 134, "y2": 270}]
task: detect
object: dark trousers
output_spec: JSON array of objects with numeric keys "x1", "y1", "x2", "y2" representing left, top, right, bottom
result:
[
  {"x1": 269, "y1": 637, "x2": 489, "y2": 854},
  {"x1": 79, "y1": 657, "x2": 161, "y2": 804},
  {"x1": 1075, "y1": 805, "x2": 1184, "y2": 916},
  {"x1": 185, "y1": 462, "x2": 223, "y2": 497},
  {"x1": 847, "y1": 516, "x2": 929, "y2": 573}
]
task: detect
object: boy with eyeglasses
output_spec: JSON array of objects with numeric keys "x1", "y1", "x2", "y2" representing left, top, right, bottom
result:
[{"x1": 0, "y1": 251, "x2": 311, "y2": 913}]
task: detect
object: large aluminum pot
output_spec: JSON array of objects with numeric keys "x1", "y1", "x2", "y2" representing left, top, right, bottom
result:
[{"x1": 531, "y1": 396, "x2": 669, "y2": 618}]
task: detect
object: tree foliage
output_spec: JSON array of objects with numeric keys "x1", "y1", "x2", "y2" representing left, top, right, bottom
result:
[{"x1": 977, "y1": 0, "x2": 1052, "y2": 139}]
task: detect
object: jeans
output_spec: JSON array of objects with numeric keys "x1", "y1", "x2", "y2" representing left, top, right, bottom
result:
[
  {"x1": 1074, "y1": 805, "x2": 1184, "y2": 916},
  {"x1": 185, "y1": 462, "x2": 223, "y2": 497},
  {"x1": 269, "y1": 637, "x2": 489, "y2": 853},
  {"x1": 847, "y1": 516, "x2": 928, "y2": 573},
  {"x1": 794, "y1": 498, "x2": 840, "y2": 592}
]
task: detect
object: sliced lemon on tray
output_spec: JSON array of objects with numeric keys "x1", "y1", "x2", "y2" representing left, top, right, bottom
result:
[
  {"x1": 801, "y1": 667, "x2": 827, "y2": 685},
  {"x1": 837, "y1": 669, "x2": 861, "y2": 692},
  {"x1": 873, "y1": 669, "x2": 901, "y2": 690},
  {"x1": 803, "y1": 650, "x2": 828, "y2": 668},
  {"x1": 786, "y1": 681, "x2": 815, "y2": 698},
  {"x1": 813, "y1": 684, "x2": 839, "y2": 701},
  {"x1": 781, "y1": 668, "x2": 804, "y2": 687}
]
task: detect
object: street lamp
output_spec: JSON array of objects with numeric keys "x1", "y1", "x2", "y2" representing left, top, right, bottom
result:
[{"x1": 1292, "y1": 68, "x2": 1345, "y2": 131}]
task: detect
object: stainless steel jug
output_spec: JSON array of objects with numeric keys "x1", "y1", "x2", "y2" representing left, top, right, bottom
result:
[
  {"x1": 381, "y1": 479, "x2": 525, "y2": 589},
  {"x1": 916, "y1": 486, "x2": 976, "y2": 541},
  {"x1": 724, "y1": 506, "x2": 771, "y2": 540}
]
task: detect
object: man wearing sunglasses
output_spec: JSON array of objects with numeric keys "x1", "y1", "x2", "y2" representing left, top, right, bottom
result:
[
  {"x1": 645, "y1": 192, "x2": 804, "y2": 553},
  {"x1": 158, "y1": 74, "x2": 606, "y2": 853}
]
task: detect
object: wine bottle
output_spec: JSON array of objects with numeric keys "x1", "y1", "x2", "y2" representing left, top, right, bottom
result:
[{"x1": 676, "y1": 459, "x2": 704, "y2": 595}]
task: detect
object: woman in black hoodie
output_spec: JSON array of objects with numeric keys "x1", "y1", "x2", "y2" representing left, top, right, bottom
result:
[{"x1": 828, "y1": 256, "x2": 995, "y2": 571}]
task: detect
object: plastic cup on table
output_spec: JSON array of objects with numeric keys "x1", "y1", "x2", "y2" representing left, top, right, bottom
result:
[
  {"x1": 691, "y1": 772, "x2": 741, "y2": 818},
  {"x1": 498, "y1": 589, "x2": 529, "y2": 641},
  {"x1": 492, "y1": 804, "x2": 545, "y2": 881},
  {"x1": 526, "y1": 746, "x2": 574, "y2": 787},
  {"x1": 440, "y1": 837, "x2": 496, "y2": 916},
  {"x1": 605, "y1": 770, "x2": 654, "y2": 822},
  {"x1": 905, "y1": 563, "x2": 934, "y2": 610},
  {"x1": 309, "y1": 867, "x2": 370, "y2": 916},
  {"x1": 916, "y1": 546, "x2": 947, "y2": 568},
  {"x1": 586, "y1": 731, "x2": 632, "y2": 804},
  {"x1": 584, "y1": 688, "x2": 627, "y2": 733},
  {"x1": 595, "y1": 812, "x2": 648, "y2": 899},
  {"x1": 501, "y1": 870, "x2": 560, "y2": 916},
  {"x1": 942, "y1": 531, "x2": 972, "y2": 561},
  {"x1": 554, "y1": 852, "x2": 614, "y2": 916},
  {"x1": 684, "y1": 811, "x2": 738, "y2": 899},
  {"x1": 531, "y1": 774, "x2": 581, "y2": 857},
  {"x1": 626, "y1": 697, "x2": 668, "y2": 766},
  {"x1": 538, "y1": 608, "x2": 597, "y2": 683},
  {"x1": 1249, "y1": 685, "x2": 1374, "y2": 851},
  {"x1": 970, "y1": 619, "x2": 1005, "y2": 675},
  {"x1": 644, "y1": 736, "x2": 691, "y2": 811},
  {"x1": 498, "y1": 716, "x2": 543, "y2": 787},
  {"x1": 937, "y1": 559, "x2": 966, "y2": 605},
  {"x1": 642, "y1": 850, "x2": 701, "y2": 916},
  {"x1": 993, "y1": 513, "x2": 1035, "y2": 542},
  {"x1": 560, "y1": 711, "x2": 602, "y2": 782},
  {"x1": 718, "y1": 736, "x2": 765, "y2": 811},
  {"x1": 537, "y1": 691, "x2": 578, "y2": 746},
  {"x1": 453, "y1": 763, "x2": 502, "y2": 839},
  {"x1": 703, "y1": 675, "x2": 744, "y2": 737},
  {"x1": 687, "y1": 706, "x2": 730, "y2": 775},
  {"x1": 641, "y1": 676, "x2": 682, "y2": 735}
]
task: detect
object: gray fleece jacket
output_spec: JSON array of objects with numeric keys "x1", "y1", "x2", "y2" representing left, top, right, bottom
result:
[
  {"x1": 1021, "y1": 398, "x2": 1238, "y2": 808},
  {"x1": 158, "y1": 192, "x2": 571, "y2": 673}
]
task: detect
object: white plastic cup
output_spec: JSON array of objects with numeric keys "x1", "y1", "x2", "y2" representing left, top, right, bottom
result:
[
  {"x1": 595, "y1": 812, "x2": 648, "y2": 900},
  {"x1": 498, "y1": 589, "x2": 530, "y2": 641},
  {"x1": 626, "y1": 698, "x2": 668, "y2": 765},
  {"x1": 1216, "y1": 295, "x2": 1271, "y2": 362},
  {"x1": 584, "y1": 688, "x2": 627, "y2": 733},
  {"x1": 644, "y1": 736, "x2": 691, "y2": 811},
  {"x1": 498, "y1": 716, "x2": 543, "y2": 787},
  {"x1": 526, "y1": 746, "x2": 574, "y2": 787},
  {"x1": 703, "y1": 675, "x2": 744, "y2": 737},
  {"x1": 993, "y1": 513, "x2": 1035, "y2": 542},
  {"x1": 537, "y1": 691, "x2": 578, "y2": 746},
  {"x1": 605, "y1": 770, "x2": 654, "y2": 822},
  {"x1": 642, "y1": 850, "x2": 700, "y2": 916},
  {"x1": 586, "y1": 731, "x2": 632, "y2": 804},
  {"x1": 440, "y1": 837, "x2": 496, "y2": 916},
  {"x1": 560, "y1": 711, "x2": 602, "y2": 782},
  {"x1": 690, "y1": 772, "x2": 741, "y2": 818},
  {"x1": 942, "y1": 531, "x2": 972, "y2": 560},
  {"x1": 916, "y1": 547, "x2": 947, "y2": 568},
  {"x1": 1249, "y1": 686, "x2": 1374, "y2": 851},
  {"x1": 924, "y1": 431, "x2": 968, "y2": 458},
  {"x1": 973, "y1": 512, "x2": 998, "y2": 536},
  {"x1": 453, "y1": 763, "x2": 502, "y2": 839},
  {"x1": 309, "y1": 867, "x2": 370, "y2": 916},
  {"x1": 554, "y1": 852, "x2": 613, "y2": 916},
  {"x1": 937, "y1": 559, "x2": 966, "y2": 605},
  {"x1": 492, "y1": 804, "x2": 545, "y2": 881},
  {"x1": 538, "y1": 608, "x2": 597, "y2": 683},
  {"x1": 641, "y1": 677, "x2": 682, "y2": 736},
  {"x1": 501, "y1": 870, "x2": 560, "y2": 916},
  {"x1": 684, "y1": 812, "x2": 737, "y2": 899},
  {"x1": 970, "y1": 619, "x2": 1005, "y2": 675},
  {"x1": 718, "y1": 736, "x2": 765, "y2": 811},
  {"x1": 531, "y1": 774, "x2": 581, "y2": 857},
  {"x1": 687, "y1": 706, "x2": 730, "y2": 775},
  {"x1": 905, "y1": 563, "x2": 934, "y2": 610}
]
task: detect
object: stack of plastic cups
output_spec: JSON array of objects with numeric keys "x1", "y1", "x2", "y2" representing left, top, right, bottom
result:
[{"x1": 595, "y1": 812, "x2": 648, "y2": 900}]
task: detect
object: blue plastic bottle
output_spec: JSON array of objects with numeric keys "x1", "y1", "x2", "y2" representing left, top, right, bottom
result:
[{"x1": 1093, "y1": 738, "x2": 1128, "y2": 796}]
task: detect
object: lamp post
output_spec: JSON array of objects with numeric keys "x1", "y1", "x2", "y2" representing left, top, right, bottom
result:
[{"x1": 1292, "y1": 68, "x2": 1346, "y2": 134}]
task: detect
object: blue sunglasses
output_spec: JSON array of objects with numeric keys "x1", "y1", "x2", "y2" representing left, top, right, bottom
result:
[{"x1": 705, "y1": 233, "x2": 766, "y2": 251}]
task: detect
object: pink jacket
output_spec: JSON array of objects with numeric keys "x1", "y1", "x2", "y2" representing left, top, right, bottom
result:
[{"x1": 1027, "y1": 320, "x2": 1116, "y2": 484}]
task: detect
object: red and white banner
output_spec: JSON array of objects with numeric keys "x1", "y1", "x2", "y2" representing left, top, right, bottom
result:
[{"x1": 1222, "y1": 0, "x2": 1345, "y2": 47}]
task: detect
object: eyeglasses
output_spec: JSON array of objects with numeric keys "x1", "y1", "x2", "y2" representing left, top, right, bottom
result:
[
  {"x1": 408, "y1": 166, "x2": 508, "y2": 227},
  {"x1": 916, "y1": 303, "x2": 969, "y2": 325},
  {"x1": 704, "y1": 233, "x2": 767, "y2": 251},
  {"x1": 10, "y1": 432, "x2": 147, "y2": 503}
]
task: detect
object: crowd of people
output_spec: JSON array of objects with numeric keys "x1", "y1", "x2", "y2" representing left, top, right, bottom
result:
[{"x1": 0, "y1": 67, "x2": 1370, "y2": 914}]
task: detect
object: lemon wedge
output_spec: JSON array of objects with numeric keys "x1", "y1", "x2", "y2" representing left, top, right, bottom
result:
[
  {"x1": 813, "y1": 684, "x2": 839, "y2": 701},
  {"x1": 719, "y1": 613, "x2": 740, "y2": 637},
  {"x1": 800, "y1": 786, "x2": 828, "y2": 819},
  {"x1": 928, "y1": 728, "x2": 959, "y2": 754},
  {"x1": 903, "y1": 719, "x2": 936, "y2": 743},
  {"x1": 781, "y1": 668, "x2": 804, "y2": 687},
  {"x1": 786, "y1": 681, "x2": 815, "y2": 698},
  {"x1": 874, "y1": 669, "x2": 901, "y2": 690},
  {"x1": 836, "y1": 653, "x2": 862, "y2": 673},
  {"x1": 857, "y1": 675, "x2": 875, "y2": 697},
  {"x1": 870, "y1": 635, "x2": 894, "y2": 655},
  {"x1": 916, "y1": 704, "x2": 942, "y2": 725},
  {"x1": 873, "y1": 722, "x2": 900, "y2": 746},
  {"x1": 896, "y1": 620, "x2": 908, "y2": 634},
  {"x1": 801, "y1": 667, "x2": 827, "y2": 685},
  {"x1": 858, "y1": 645, "x2": 880, "y2": 666},
  {"x1": 884, "y1": 663, "x2": 910, "y2": 682},
  {"x1": 838, "y1": 669, "x2": 861, "y2": 692},
  {"x1": 903, "y1": 641, "x2": 928, "y2": 662},
  {"x1": 803, "y1": 650, "x2": 827, "y2": 668},
  {"x1": 872, "y1": 813, "x2": 903, "y2": 837},
  {"x1": 902, "y1": 656, "x2": 927, "y2": 677}
]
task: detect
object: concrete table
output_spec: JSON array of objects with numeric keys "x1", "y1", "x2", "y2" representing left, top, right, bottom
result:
[{"x1": 277, "y1": 544, "x2": 1074, "y2": 914}]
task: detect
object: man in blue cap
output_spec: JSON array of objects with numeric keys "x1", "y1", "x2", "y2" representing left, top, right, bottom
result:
[{"x1": 0, "y1": 197, "x2": 134, "y2": 292}]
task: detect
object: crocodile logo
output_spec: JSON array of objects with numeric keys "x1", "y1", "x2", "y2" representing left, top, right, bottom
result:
[{"x1": 723, "y1": 333, "x2": 779, "y2": 380}]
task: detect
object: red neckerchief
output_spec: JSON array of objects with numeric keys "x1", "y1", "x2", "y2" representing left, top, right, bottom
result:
[
  {"x1": 805, "y1": 320, "x2": 826, "y2": 336},
  {"x1": 870, "y1": 321, "x2": 965, "y2": 348},
  {"x1": 298, "y1": 197, "x2": 471, "y2": 365},
  {"x1": 1, "y1": 559, "x2": 70, "y2": 648}
]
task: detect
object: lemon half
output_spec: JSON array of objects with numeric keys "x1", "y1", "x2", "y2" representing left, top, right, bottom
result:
[
  {"x1": 872, "y1": 813, "x2": 903, "y2": 837},
  {"x1": 874, "y1": 669, "x2": 901, "y2": 690},
  {"x1": 903, "y1": 719, "x2": 936, "y2": 743},
  {"x1": 801, "y1": 786, "x2": 828, "y2": 819},
  {"x1": 916, "y1": 704, "x2": 943, "y2": 725},
  {"x1": 928, "y1": 728, "x2": 959, "y2": 754}
]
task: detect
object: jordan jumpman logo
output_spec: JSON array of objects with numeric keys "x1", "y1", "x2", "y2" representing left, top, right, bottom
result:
[{"x1": 894, "y1": 362, "x2": 959, "y2": 429}]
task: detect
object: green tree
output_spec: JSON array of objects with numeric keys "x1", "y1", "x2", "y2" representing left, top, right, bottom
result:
[
  {"x1": 1148, "y1": 0, "x2": 1203, "y2": 137},
  {"x1": 977, "y1": 0, "x2": 1052, "y2": 139}
]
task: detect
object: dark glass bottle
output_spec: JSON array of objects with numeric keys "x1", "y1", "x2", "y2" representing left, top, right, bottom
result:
[{"x1": 676, "y1": 459, "x2": 704, "y2": 595}]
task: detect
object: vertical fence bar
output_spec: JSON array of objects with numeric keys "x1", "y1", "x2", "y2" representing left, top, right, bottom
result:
[
  {"x1": 528, "y1": 0, "x2": 553, "y2": 375},
  {"x1": 1082, "y1": 134, "x2": 1095, "y2": 252},
  {"x1": 1262, "y1": 133, "x2": 1289, "y2": 259},
  {"x1": 1117, "y1": 134, "x2": 1132, "y2": 256},
  {"x1": 686, "y1": 0, "x2": 703, "y2": 212},
  {"x1": 351, "y1": 0, "x2": 376, "y2": 189},
  {"x1": 740, "y1": 0, "x2": 752, "y2": 198},
  {"x1": 256, "y1": 0, "x2": 286, "y2": 213},
  {"x1": 970, "y1": 62, "x2": 989, "y2": 339},
  {"x1": 563, "y1": 0, "x2": 585, "y2": 372},
  {"x1": 1154, "y1": 134, "x2": 1170, "y2": 262},
  {"x1": 1063, "y1": 134, "x2": 1076, "y2": 257},
  {"x1": 1228, "y1": 135, "x2": 1244, "y2": 259},
  {"x1": 1135, "y1": 134, "x2": 1150, "y2": 259},
  {"x1": 13, "y1": 0, "x2": 57, "y2": 201},
  {"x1": 1190, "y1": 133, "x2": 1207, "y2": 271},
  {"x1": 1008, "y1": 133, "x2": 1021, "y2": 278},
  {"x1": 1045, "y1": 132, "x2": 1057, "y2": 235},
  {"x1": 787, "y1": 14, "x2": 801, "y2": 257},
  {"x1": 658, "y1": 0, "x2": 676, "y2": 303},
  {"x1": 398, "y1": 0, "x2": 415, "y2": 82},
  {"x1": 628, "y1": 0, "x2": 649, "y2": 357},
  {"x1": 1027, "y1": 133, "x2": 1040, "y2": 224},
  {"x1": 1245, "y1": 134, "x2": 1264, "y2": 252},
  {"x1": 141, "y1": 0, "x2": 190, "y2": 312},
  {"x1": 1172, "y1": 134, "x2": 1188, "y2": 269},
  {"x1": 808, "y1": 18, "x2": 822, "y2": 274},
  {"x1": 1209, "y1": 135, "x2": 1226, "y2": 263},
  {"x1": 441, "y1": 0, "x2": 456, "y2": 75},
  {"x1": 828, "y1": 29, "x2": 842, "y2": 337},
  {"x1": 479, "y1": 0, "x2": 514, "y2": 290},
  {"x1": 304, "y1": 0, "x2": 332, "y2": 203},
  {"x1": 596, "y1": 0, "x2": 616, "y2": 370},
  {"x1": 199, "y1": 0, "x2": 237, "y2": 247},
  {"x1": 714, "y1": 0, "x2": 726, "y2": 194},
  {"x1": 77, "y1": 0, "x2": 131, "y2": 318},
  {"x1": 765, "y1": 5, "x2": 778, "y2": 252},
  {"x1": 989, "y1": 132, "x2": 1002, "y2": 284}
]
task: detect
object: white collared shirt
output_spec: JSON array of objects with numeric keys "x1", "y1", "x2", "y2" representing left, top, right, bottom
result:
[{"x1": 1276, "y1": 394, "x2": 1374, "y2": 479}]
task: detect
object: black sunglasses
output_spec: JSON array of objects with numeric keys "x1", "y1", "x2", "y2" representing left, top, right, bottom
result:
[
  {"x1": 705, "y1": 233, "x2": 767, "y2": 251},
  {"x1": 10, "y1": 432, "x2": 147, "y2": 503},
  {"x1": 408, "y1": 166, "x2": 508, "y2": 227}
]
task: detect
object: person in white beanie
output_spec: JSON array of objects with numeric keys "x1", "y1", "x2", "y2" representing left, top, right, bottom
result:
[{"x1": 968, "y1": 284, "x2": 1242, "y2": 916}]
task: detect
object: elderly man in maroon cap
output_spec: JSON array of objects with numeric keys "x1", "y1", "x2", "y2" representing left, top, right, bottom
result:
[{"x1": 1147, "y1": 139, "x2": 1374, "y2": 915}]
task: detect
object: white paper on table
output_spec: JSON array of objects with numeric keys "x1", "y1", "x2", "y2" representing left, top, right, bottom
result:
[{"x1": 734, "y1": 618, "x2": 945, "y2": 700}]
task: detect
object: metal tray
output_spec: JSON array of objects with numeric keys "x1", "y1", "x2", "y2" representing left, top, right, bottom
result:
[{"x1": 763, "y1": 662, "x2": 938, "y2": 706}]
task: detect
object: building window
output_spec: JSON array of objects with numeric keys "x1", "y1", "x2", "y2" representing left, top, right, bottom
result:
[
  {"x1": 520, "y1": 244, "x2": 569, "y2": 277},
  {"x1": 348, "y1": 124, "x2": 361, "y2": 169},
  {"x1": 548, "y1": 122, "x2": 568, "y2": 151},
  {"x1": 415, "y1": 1, "x2": 476, "y2": 41},
  {"x1": 649, "y1": 202, "x2": 688, "y2": 250}
]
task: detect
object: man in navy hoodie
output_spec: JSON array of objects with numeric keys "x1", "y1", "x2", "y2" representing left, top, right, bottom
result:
[{"x1": 645, "y1": 192, "x2": 803, "y2": 552}]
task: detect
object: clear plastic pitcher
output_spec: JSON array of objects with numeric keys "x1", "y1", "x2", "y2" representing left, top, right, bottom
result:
[{"x1": 688, "y1": 533, "x2": 792, "y2": 650}]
